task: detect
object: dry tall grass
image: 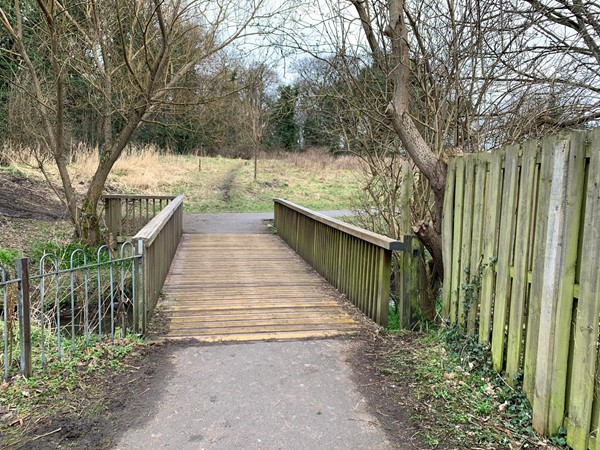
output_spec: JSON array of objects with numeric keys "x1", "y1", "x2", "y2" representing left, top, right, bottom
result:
[
  {"x1": 1, "y1": 142, "x2": 364, "y2": 212},
  {"x1": 2, "y1": 142, "x2": 197, "y2": 194},
  {"x1": 69, "y1": 143, "x2": 196, "y2": 193}
]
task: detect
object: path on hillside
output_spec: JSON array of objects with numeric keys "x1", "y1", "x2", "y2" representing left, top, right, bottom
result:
[{"x1": 114, "y1": 212, "x2": 414, "y2": 450}]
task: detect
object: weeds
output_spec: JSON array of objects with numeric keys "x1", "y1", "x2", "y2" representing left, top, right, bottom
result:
[
  {"x1": 379, "y1": 327, "x2": 559, "y2": 449},
  {"x1": 0, "y1": 249, "x2": 18, "y2": 268},
  {"x1": 0, "y1": 335, "x2": 142, "y2": 444}
]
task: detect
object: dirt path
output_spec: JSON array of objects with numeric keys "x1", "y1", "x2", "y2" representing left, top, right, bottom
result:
[{"x1": 219, "y1": 161, "x2": 243, "y2": 203}]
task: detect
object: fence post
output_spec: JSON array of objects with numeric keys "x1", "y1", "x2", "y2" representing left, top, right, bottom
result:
[
  {"x1": 375, "y1": 248, "x2": 391, "y2": 327},
  {"x1": 104, "y1": 197, "x2": 122, "y2": 246},
  {"x1": 134, "y1": 239, "x2": 145, "y2": 334},
  {"x1": 16, "y1": 258, "x2": 31, "y2": 378}
]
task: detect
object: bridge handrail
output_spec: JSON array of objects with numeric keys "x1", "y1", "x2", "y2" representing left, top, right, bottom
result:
[
  {"x1": 104, "y1": 194, "x2": 177, "y2": 242},
  {"x1": 132, "y1": 195, "x2": 184, "y2": 333},
  {"x1": 274, "y1": 198, "x2": 403, "y2": 327},
  {"x1": 274, "y1": 199, "x2": 404, "y2": 251}
]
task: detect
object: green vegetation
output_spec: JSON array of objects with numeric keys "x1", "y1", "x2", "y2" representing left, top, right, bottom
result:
[
  {"x1": 0, "y1": 248, "x2": 18, "y2": 268},
  {"x1": 379, "y1": 328, "x2": 559, "y2": 449},
  {"x1": 0, "y1": 335, "x2": 141, "y2": 446},
  {"x1": 175, "y1": 154, "x2": 362, "y2": 213}
]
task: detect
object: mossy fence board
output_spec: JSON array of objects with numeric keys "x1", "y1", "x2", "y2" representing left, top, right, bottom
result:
[{"x1": 441, "y1": 128, "x2": 600, "y2": 449}]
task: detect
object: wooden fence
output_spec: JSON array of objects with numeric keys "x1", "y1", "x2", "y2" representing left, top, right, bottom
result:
[
  {"x1": 441, "y1": 128, "x2": 600, "y2": 449},
  {"x1": 274, "y1": 199, "x2": 404, "y2": 327},
  {"x1": 132, "y1": 195, "x2": 184, "y2": 333},
  {"x1": 104, "y1": 194, "x2": 176, "y2": 243}
]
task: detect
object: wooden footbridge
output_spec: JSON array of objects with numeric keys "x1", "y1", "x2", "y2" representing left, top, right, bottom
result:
[
  {"x1": 104, "y1": 197, "x2": 407, "y2": 341},
  {"x1": 161, "y1": 233, "x2": 361, "y2": 341}
]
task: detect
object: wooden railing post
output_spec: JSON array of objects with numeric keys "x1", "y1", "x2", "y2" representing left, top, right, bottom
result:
[
  {"x1": 133, "y1": 238, "x2": 145, "y2": 334},
  {"x1": 16, "y1": 258, "x2": 31, "y2": 378},
  {"x1": 375, "y1": 248, "x2": 391, "y2": 327},
  {"x1": 104, "y1": 197, "x2": 122, "y2": 244}
]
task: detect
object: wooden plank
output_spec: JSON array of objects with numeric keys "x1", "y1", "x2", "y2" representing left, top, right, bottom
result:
[
  {"x1": 546, "y1": 131, "x2": 586, "y2": 433},
  {"x1": 134, "y1": 195, "x2": 184, "y2": 245},
  {"x1": 161, "y1": 234, "x2": 360, "y2": 341},
  {"x1": 442, "y1": 159, "x2": 456, "y2": 319},
  {"x1": 479, "y1": 151, "x2": 502, "y2": 344},
  {"x1": 398, "y1": 161, "x2": 413, "y2": 235},
  {"x1": 468, "y1": 156, "x2": 487, "y2": 333},
  {"x1": 103, "y1": 194, "x2": 176, "y2": 200},
  {"x1": 567, "y1": 129, "x2": 600, "y2": 450},
  {"x1": 491, "y1": 145, "x2": 520, "y2": 372},
  {"x1": 505, "y1": 140, "x2": 538, "y2": 386},
  {"x1": 458, "y1": 158, "x2": 475, "y2": 328},
  {"x1": 450, "y1": 157, "x2": 465, "y2": 324},
  {"x1": 532, "y1": 135, "x2": 571, "y2": 435},
  {"x1": 523, "y1": 138, "x2": 555, "y2": 400},
  {"x1": 274, "y1": 199, "x2": 403, "y2": 250},
  {"x1": 375, "y1": 248, "x2": 391, "y2": 327}
]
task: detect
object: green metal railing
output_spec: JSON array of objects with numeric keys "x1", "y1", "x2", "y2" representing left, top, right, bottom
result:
[{"x1": 274, "y1": 199, "x2": 403, "y2": 327}]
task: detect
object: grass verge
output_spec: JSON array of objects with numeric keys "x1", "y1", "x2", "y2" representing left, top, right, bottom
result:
[
  {"x1": 0, "y1": 336, "x2": 142, "y2": 449},
  {"x1": 376, "y1": 324, "x2": 561, "y2": 449}
]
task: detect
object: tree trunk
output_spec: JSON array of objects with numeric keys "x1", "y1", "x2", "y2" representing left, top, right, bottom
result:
[
  {"x1": 78, "y1": 107, "x2": 146, "y2": 244},
  {"x1": 351, "y1": 0, "x2": 448, "y2": 280}
]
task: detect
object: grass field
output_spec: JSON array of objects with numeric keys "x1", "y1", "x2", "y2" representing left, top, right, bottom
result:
[{"x1": 4, "y1": 144, "x2": 364, "y2": 213}]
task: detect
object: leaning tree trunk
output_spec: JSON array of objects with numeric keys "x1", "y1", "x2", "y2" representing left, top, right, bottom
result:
[
  {"x1": 78, "y1": 108, "x2": 146, "y2": 245},
  {"x1": 387, "y1": 0, "x2": 447, "y2": 279},
  {"x1": 351, "y1": 0, "x2": 448, "y2": 281}
]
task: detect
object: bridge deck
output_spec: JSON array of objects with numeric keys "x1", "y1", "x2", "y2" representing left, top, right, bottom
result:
[{"x1": 161, "y1": 233, "x2": 359, "y2": 341}]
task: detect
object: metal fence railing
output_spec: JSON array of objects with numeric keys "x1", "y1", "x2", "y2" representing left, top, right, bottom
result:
[
  {"x1": 1, "y1": 242, "x2": 141, "y2": 380},
  {"x1": 1, "y1": 194, "x2": 184, "y2": 380}
]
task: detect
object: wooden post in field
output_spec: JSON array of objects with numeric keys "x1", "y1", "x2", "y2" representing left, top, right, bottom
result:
[{"x1": 16, "y1": 258, "x2": 31, "y2": 378}]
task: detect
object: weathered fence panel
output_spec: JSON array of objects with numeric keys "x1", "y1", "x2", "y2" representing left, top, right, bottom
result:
[
  {"x1": 441, "y1": 128, "x2": 600, "y2": 448},
  {"x1": 274, "y1": 199, "x2": 403, "y2": 327}
]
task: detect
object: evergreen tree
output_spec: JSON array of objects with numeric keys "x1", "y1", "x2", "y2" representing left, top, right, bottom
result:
[{"x1": 270, "y1": 85, "x2": 299, "y2": 151}]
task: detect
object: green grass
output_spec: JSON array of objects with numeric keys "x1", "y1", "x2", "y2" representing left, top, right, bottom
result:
[
  {"x1": 173, "y1": 155, "x2": 363, "y2": 213},
  {"x1": 379, "y1": 327, "x2": 560, "y2": 449},
  {"x1": 0, "y1": 248, "x2": 19, "y2": 268}
]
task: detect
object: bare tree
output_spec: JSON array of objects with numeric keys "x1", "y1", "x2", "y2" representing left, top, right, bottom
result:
[
  {"x1": 0, "y1": 0, "x2": 271, "y2": 243},
  {"x1": 238, "y1": 63, "x2": 277, "y2": 180}
]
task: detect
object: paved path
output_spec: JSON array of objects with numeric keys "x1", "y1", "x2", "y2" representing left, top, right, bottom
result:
[
  {"x1": 115, "y1": 212, "x2": 398, "y2": 450},
  {"x1": 183, "y1": 210, "x2": 352, "y2": 234},
  {"x1": 114, "y1": 340, "x2": 394, "y2": 450}
]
